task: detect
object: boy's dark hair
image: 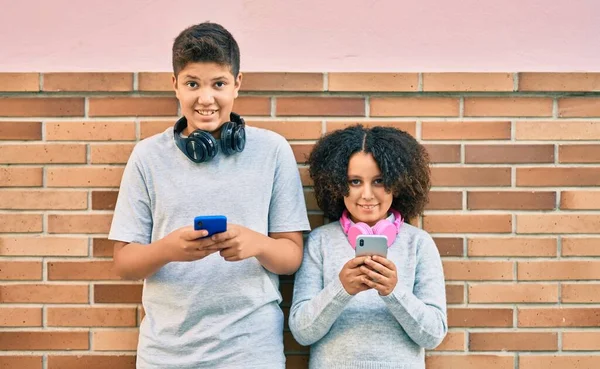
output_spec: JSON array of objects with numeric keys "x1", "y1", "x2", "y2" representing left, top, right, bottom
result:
[
  {"x1": 308, "y1": 125, "x2": 431, "y2": 223},
  {"x1": 172, "y1": 22, "x2": 241, "y2": 78}
]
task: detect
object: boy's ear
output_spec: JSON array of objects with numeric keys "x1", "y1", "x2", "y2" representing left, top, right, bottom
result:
[
  {"x1": 234, "y1": 72, "x2": 243, "y2": 99},
  {"x1": 172, "y1": 74, "x2": 179, "y2": 96}
]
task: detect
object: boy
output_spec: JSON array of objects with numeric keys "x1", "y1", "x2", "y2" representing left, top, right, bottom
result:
[{"x1": 109, "y1": 22, "x2": 310, "y2": 368}]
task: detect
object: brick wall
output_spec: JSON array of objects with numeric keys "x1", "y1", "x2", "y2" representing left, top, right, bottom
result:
[{"x1": 1, "y1": 72, "x2": 600, "y2": 369}]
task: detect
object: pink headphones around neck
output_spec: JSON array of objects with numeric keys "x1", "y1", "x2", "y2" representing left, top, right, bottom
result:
[{"x1": 340, "y1": 208, "x2": 403, "y2": 249}]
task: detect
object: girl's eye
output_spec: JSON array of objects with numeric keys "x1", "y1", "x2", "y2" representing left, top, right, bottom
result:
[
  {"x1": 374, "y1": 178, "x2": 384, "y2": 185},
  {"x1": 349, "y1": 179, "x2": 361, "y2": 186}
]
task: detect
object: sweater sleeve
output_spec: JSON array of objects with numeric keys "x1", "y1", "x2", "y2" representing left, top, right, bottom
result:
[
  {"x1": 288, "y1": 233, "x2": 353, "y2": 346},
  {"x1": 380, "y1": 234, "x2": 448, "y2": 349}
]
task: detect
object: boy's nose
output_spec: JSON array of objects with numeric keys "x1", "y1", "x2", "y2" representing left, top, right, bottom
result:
[{"x1": 197, "y1": 90, "x2": 214, "y2": 104}]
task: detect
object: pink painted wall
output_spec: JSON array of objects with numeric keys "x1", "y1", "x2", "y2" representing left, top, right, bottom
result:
[{"x1": 1, "y1": 0, "x2": 598, "y2": 72}]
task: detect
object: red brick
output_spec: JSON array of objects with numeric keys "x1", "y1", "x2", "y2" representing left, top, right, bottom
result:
[
  {"x1": 47, "y1": 355, "x2": 136, "y2": 369},
  {"x1": 448, "y1": 308, "x2": 513, "y2": 327},
  {"x1": 48, "y1": 214, "x2": 113, "y2": 234},
  {"x1": 464, "y1": 97, "x2": 553, "y2": 117},
  {"x1": 0, "y1": 236, "x2": 88, "y2": 256},
  {"x1": 94, "y1": 284, "x2": 143, "y2": 303},
  {"x1": 277, "y1": 97, "x2": 364, "y2": 116},
  {"x1": 0, "y1": 284, "x2": 88, "y2": 303},
  {"x1": 242, "y1": 72, "x2": 323, "y2": 91},
  {"x1": 562, "y1": 283, "x2": 600, "y2": 303},
  {"x1": 92, "y1": 190, "x2": 118, "y2": 210},
  {"x1": 517, "y1": 168, "x2": 600, "y2": 186},
  {"x1": 93, "y1": 238, "x2": 114, "y2": 257},
  {"x1": 88, "y1": 97, "x2": 178, "y2": 117},
  {"x1": 468, "y1": 191, "x2": 556, "y2": 210},
  {"x1": 0, "y1": 356, "x2": 42, "y2": 369},
  {"x1": 0, "y1": 167, "x2": 42, "y2": 187},
  {"x1": 92, "y1": 330, "x2": 139, "y2": 351},
  {"x1": 562, "y1": 238, "x2": 600, "y2": 256},
  {"x1": 426, "y1": 355, "x2": 513, "y2": 369},
  {"x1": 0, "y1": 261, "x2": 42, "y2": 280},
  {"x1": 0, "y1": 143, "x2": 86, "y2": 164},
  {"x1": 465, "y1": 144, "x2": 554, "y2": 163},
  {"x1": 433, "y1": 331, "x2": 466, "y2": 351},
  {"x1": 423, "y1": 73, "x2": 514, "y2": 92},
  {"x1": 560, "y1": 144, "x2": 600, "y2": 163},
  {"x1": 328, "y1": 73, "x2": 417, "y2": 91},
  {"x1": 426, "y1": 191, "x2": 463, "y2": 210},
  {"x1": 46, "y1": 121, "x2": 136, "y2": 141},
  {"x1": 248, "y1": 121, "x2": 322, "y2": 140},
  {"x1": 424, "y1": 144, "x2": 461, "y2": 163},
  {"x1": 470, "y1": 332, "x2": 557, "y2": 351},
  {"x1": 431, "y1": 167, "x2": 511, "y2": 187},
  {"x1": 140, "y1": 120, "x2": 175, "y2": 139},
  {"x1": 520, "y1": 356, "x2": 600, "y2": 369},
  {"x1": 304, "y1": 190, "x2": 319, "y2": 211},
  {"x1": 518, "y1": 261, "x2": 600, "y2": 280},
  {"x1": 446, "y1": 284, "x2": 465, "y2": 304},
  {"x1": 562, "y1": 332, "x2": 600, "y2": 351},
  {"x1": 433, "y1": 237, "x2": 464, "y2": 256},
  {"x1": 468, "y1": 237, "x2": 557, "y2": 257},
  {"x1": 0, "y1": 73, "x2": 39, "y2": 91},
  {"x1": 0, "y1": 307, "x2": 42, "y2": 326},
  {"x1": 325, "y1": 121, "x2": 416, "y2": 137},
  {"x1": 370, "y1": 97, "x2": 459, "y2": 117},
  {"x1": 0, "y1": 190, "x2": 87, "y2": 210},
  {"x1": 47, "y1": 166, "x2": 124, "y2": 187},
  {"x1": 43, "y1": 73, "x2": 133, "y2": 91},
  {"x1": 558, "y1": 98, "x2": 600, "y2": 117},
  {"x1": 48, "y1": 261, "x2": 119, "y2": 281},
  {"x1": 0, "y1": 98, "x2": 84, "y2": 117},
  {"x1": 425, "y1": 214, "x2": 512, "y2": 234},
  {"x1": 517, "y1": 214, "x2": 600, "y2": 234},
  {"x1": 422, "y1": 121, "x2": 511, "y2": 140},
  {"x1": 0, "y1": 331, "x2": 89, "y2": 350},
  {"x1": 0, "y1": 121, "x2": 42, "y2": 140},
  {"x1": 443, "y1": 261, "x2": 513, "y2": 281},
  {"x1": 518, "y1": 308, "x2": 600, "y2": 327},
  {"x1": 561, "y1": 191, "x2": 600, "y2": 209},
  {"x1": 516, "y1": 121, "x2": 600, "y2": 140},
  {"x1": 291, "y1": 144, "x2": 312, "y2": 163},
  {"x1": 47, "y1": 307, "x2": 136, "y2": 327},
  {"x1": 90, "y1": 144, "x2": 135, "y2": 164},
  {"x1": 232, "y1": 97, "x2": 272, "y2": 116},
  {"x1": 468, "y1": 283, "x2": 558, "y2": 303},
  {"x1": 138, "y1": 72, "x2": 172, "y2": 91},
  {"x1": 0, "y1": 214, "x2": 42, "y2": 233},
  {"x1": 519, "y1": 73, "x2": 600, "y2": 91}
]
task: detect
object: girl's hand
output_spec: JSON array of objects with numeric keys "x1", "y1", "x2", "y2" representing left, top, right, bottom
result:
[
  {"x1": 339, "y1": 256, "x2": 371, "y2": 295},
  {"x1": 360, "y1": 255, "x2": 398, "y2": 296}
]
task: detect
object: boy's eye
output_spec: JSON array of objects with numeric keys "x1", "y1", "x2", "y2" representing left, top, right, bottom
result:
[
  {"x1": 215, "y1": 81, "x2": 226, "y2": 88},
  {"x1": 186, "y1": 81, "x2": 198, "y2": 88}
]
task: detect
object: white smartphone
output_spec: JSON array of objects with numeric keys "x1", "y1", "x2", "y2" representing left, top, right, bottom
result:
[{"x1": 355, "y1": 235, "x2": 388, "y2": 258}]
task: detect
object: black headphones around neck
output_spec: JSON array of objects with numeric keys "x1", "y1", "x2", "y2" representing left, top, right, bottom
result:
[{"x1": 173, "y1": 112, "x2": 246, "y2": 163}]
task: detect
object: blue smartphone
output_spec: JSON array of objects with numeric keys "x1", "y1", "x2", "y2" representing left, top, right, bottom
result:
[{"x1": 193, "y1": 215, "x2": 227, "y2": 237}]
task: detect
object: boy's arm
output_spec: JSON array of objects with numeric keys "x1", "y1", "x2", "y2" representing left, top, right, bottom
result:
[{"x1": 259, "y1": 231, "x2": 303, "y2": 275}]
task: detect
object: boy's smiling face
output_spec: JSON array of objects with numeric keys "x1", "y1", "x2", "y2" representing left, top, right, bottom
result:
[{"x1": 173, "y1": 62, "x2": 242, "y2": 137}]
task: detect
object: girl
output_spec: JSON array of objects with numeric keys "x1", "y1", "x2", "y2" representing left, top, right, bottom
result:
[{"x1": 289, "y1": 125, "x2": 447, "y2": 369}]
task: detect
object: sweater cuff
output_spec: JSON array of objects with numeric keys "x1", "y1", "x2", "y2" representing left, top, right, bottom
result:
[
  {"x1": 379, "y1": 287, "x2": 410, "y2": 306},
  {"x1": 327, "y1": 276, "x2": 353, "y2": 306}
]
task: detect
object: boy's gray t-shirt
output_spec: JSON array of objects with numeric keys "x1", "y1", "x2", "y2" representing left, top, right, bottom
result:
[{"x1": 108, "y1": 125, "x2": 310, "y2": 369}]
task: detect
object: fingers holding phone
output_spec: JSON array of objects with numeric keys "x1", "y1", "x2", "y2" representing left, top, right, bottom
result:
[
  {"x1": 339, "y1": 256, "x2": 371, "y2": 295},
  {"x1": 361, "y1": 256, "x2": 398, "y2": 296}
]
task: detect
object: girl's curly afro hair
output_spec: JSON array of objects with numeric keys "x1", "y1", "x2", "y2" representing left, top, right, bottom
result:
[{"x1": 308, "y1": 125, "x2": 431, "y2": 223}]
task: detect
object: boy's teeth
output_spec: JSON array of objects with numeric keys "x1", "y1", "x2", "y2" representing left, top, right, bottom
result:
[{"x1": 198, "y1": 110, "x2": 216, "y2": 115}]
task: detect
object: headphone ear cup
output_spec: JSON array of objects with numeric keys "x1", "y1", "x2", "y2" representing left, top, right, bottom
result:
[
  {"x1": 232, "y1": 124, "x2": 246, "y2": 152},
  {"x1": 220, "y1": 122, "x2": 235, "y2": 155},
  {"x1": 347, "y1": 222, "x2": 372, "y2": 249},
  {"x1": 372, "y1": 220, "x2": 396, "y2": 247},
  {"x1": 186, "y1": 131, "x2": 218, "y2": 163}
]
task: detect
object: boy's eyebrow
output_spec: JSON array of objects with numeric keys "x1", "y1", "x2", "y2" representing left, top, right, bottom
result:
[{"x1": 211, "y1": 75, "x2": 229, "y2": 81}]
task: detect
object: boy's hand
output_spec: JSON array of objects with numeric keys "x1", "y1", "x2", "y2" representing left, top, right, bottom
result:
[
  {"x1": 360, "y1": 255, "x2": 398, "y2": 296},
  {"x1": 208, "y1": 224, "x2": 262, "y2": 261},
  {"x1": 163, "y1": 226, "x2": 220, "y2": 262},
  {"x1": 339, "y1": 256, "x2": 372, "y2": 295}
]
